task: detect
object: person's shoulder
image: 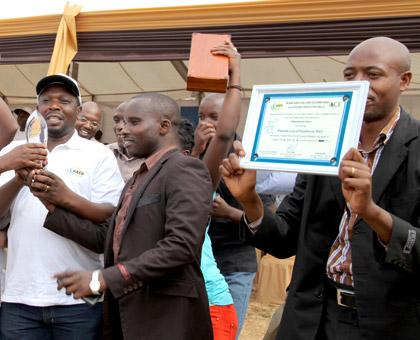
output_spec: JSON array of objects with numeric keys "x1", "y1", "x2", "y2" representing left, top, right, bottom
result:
[
  {"x1": 168, "y1": 150, "x2": 206, "y2": 169},
  {"x1": 73, "y1": 138, "x2": 119, "y2": 168},
  {"x1": 400, "y1": 108, "x2": 419, "y2": 122},
  {"x1": 398, "y1": 109, "x2": 420, "y2": 138},
  {"x1": 164, "y1": 151, "x2": 210, "y2": 181},
  {"x1": 407, "y1": 113, "x2": 420, "y2": 129},
  {"x1": 164, "y1": 152, "x2": 212, "y2": 192},
  {"x1": 79, "y1": 137, "x2": 114, "y2": 154}
]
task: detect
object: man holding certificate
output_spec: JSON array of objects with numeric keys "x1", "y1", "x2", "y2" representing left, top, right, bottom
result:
[{"x1": 220, "y1": 37, "x2": 420, "y2": 339}]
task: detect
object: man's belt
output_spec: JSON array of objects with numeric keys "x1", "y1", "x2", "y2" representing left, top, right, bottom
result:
[
  {"x1": 336, "y1": 287, "x2": 356, "y2": 309},
  {"x1": 327, "y1": 278, "x2": 356, "y2": 309}
]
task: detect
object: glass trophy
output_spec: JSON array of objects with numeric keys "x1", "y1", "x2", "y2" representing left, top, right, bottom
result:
[{"x1": 25, "y1": 110, "x2": 48, "y2": 145}]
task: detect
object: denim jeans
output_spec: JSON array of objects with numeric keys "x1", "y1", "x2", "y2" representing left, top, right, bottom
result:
[
  {"x1": 0, "y1": 302, "x2": 103, "y2": 340},
  {"x1": 224, "y1": 272, "x2": 256, "y2": 338}
]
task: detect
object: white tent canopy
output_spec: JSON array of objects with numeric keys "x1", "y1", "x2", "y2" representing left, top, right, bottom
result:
[
  {"x1": 2, "y1": 54, "x2": 420, "y2": 142},
  {"x1": 1, "y1": 1, "x2": 419, "y2": 142}
]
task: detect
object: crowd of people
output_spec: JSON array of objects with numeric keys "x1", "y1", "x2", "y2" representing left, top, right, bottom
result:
[{"x1": 0, "y1": 35, "x2": 417, "y2": 340}]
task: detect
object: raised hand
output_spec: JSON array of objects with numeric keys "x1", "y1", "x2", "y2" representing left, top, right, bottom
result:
[
  {"x1": 0, "y1": 143, "x2": 47, "y2": 173},
  {"x1": 219, "y1": 140, "x2": 257, "y2": 203},
  {"x1": 339, "y1": 147, "x2": 393, "y2": 243},
  {"x1": 211, "y1": 40, "x2": 241, "y2": 77},
  {"x1": 339, "y1": 148, "x2": 373, "y2": 216},
  {"x1": 219, "y1": 140, "x2": 263, "y2": 223}
]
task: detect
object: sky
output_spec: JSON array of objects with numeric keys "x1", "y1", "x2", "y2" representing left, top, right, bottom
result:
[{"x1": 0, "y1": 0, "x2": 257, "y2": 19}]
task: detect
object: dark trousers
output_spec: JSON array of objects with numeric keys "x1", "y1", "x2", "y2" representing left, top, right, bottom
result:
[
  {"x1": 0, "y1": 302, "x2": 103, "y2": 340},
  {"x1": 103, "y1": 294, "x2": 123, "y2": 340},
  {"x1": 315, "y1": 282, "x2": 363, "y2": 340}
]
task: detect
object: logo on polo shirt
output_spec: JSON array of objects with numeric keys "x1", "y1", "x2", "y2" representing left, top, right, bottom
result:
[{"x1": 68, "y1": 168, "x2": 85, "y2": 177}]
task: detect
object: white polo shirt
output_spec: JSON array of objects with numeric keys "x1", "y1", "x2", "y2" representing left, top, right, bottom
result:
[{"x1": 0, "y1": 132, "x2": 124, "y2": 306}]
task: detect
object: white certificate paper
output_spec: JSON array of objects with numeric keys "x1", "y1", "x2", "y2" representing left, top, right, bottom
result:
[{"x1": 241, "y1": 81, "x2": 369, "y2": 175}]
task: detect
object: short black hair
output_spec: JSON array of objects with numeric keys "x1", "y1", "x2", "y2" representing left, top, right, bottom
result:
[
  {"x1": 131, "y1": 93, "x2": 181, "y2": 124},
  {"x1": 177, "y1": 118, "x2": 195, "y2": 153}
]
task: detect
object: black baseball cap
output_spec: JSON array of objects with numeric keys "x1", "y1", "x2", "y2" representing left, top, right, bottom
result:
[{"x1": 36, "y1": 73, "x2": 82, "y2": 105}]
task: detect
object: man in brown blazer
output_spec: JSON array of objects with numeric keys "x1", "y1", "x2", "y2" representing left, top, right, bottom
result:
[{"x1": 41, "y1": 93, "x2": 213, "y2": 340}]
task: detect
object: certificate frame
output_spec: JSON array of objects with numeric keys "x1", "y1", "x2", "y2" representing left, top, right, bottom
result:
[{"x1": 240, "y1": 81, "x2": 369, "y2": 175}]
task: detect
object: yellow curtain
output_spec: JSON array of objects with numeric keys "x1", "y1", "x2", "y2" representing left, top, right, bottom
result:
[{"x1": 47, "y1": 3, "x2": 82, "y2": 75}]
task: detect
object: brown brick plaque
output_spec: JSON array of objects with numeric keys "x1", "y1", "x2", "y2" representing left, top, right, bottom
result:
[{"x1": 187, "y1": 33, "x2": 231, "y2": 93}]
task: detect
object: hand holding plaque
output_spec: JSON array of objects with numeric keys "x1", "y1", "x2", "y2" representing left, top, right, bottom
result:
[{"x1": 187, "y1": 33, "x2": 231, "y2": 93}]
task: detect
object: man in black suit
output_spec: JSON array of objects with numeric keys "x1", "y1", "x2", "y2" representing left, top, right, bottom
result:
[
  {"x1": 41, "y1": 93, "x2": 213, "y2": 339},
  {"x1": 220, "y1": 37, "x2": 420, "y2": 340}
]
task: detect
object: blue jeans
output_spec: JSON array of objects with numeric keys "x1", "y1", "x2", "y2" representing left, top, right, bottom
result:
[
  {"x1": 224, "y1": 272, "x2": 256, "y2": 338},
  {"x1": 0, "y1": 302, "x2": 103, "y2": 340}
]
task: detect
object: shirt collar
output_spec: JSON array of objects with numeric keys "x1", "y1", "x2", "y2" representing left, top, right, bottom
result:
[
  {"x1": 109, "y1": 142, "x2": 137, "y2": 161},
  {"x1": 378, "y1": 107, "x2": 400, "y2": 146},
  {"x1": 52, "y1": 130, "x2": 84, "y2": 150},
  {"x1": 359, "y1": 107, "x2": 400, "y2": 152},
  {"x1": 143, "y1": 145, "x2": 178, "y2": 172}
]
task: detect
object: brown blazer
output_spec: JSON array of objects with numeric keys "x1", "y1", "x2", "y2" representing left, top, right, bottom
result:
[{"x1": 44, "y1": 149, "x2": 213, "y2": 340}]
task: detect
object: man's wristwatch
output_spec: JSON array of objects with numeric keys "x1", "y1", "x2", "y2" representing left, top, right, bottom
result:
[{"x1": 89, "y1": 270, "x2": 102, "y2": 295}]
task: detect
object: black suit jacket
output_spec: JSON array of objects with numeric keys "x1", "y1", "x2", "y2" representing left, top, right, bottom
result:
[
  {"x1": 240, "y1": 109, "x2": 420, "y2": 340},
  {"x1": 45, "y1": 149, "x2": 213, "y2": 340}
]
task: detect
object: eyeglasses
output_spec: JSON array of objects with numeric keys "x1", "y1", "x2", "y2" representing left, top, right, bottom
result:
[{"x1": 77, "y1": 116, "x2": 100, "y2": 128}]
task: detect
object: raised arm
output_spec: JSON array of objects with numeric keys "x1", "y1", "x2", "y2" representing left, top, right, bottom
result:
[
  {"x1": 202, "y1": 41, "x2": 242, "y2": 190},
  {"x1": 0, "y1": 176, "x2": 25, "y2": 218},
  {"x1": 44, "y1": 206, "x2": 109, "y2": 253},
  {"x1": 0, "y1": 143, "x2": 47, "y2": 217},
  {"x1": 220, "y1": 140, "x2": 305, "y2": 258},
  {"x1": 0, "y1": 98, "x2": 18, "y2": 149},
  {"x1": 0, "y1": 143, "x2": 47, "y2": 174},
  {"x1": 219, "y1": 140, "x2": 264, "y2": 223}
]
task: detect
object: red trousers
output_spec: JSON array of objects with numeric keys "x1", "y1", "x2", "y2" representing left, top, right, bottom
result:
[{"x1": 210, "y1": 304, "x2": 238, "y2": 340}]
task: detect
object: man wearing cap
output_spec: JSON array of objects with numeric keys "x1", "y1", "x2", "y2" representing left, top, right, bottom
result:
[
  {"x1": 0, "y1": 74, "x2": 124, "y2": 339},
  {"x1": 12, "y1": 107, "x2": 31, "y2": 141}
]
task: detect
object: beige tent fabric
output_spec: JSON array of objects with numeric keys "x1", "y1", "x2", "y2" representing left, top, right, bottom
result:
[
  {"x1": 254, "y1": 255, "x2": 295, "y2": 305},
  {"x1": 0, "y1": 1, "x2": 419, "y2": 38},
  {"x1": 47, "y1": 4, "x2": 82, "y2": 75}
]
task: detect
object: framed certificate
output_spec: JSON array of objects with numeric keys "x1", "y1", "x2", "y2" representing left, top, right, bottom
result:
[{"x1": 240, "y1": 81, "x2": 369, "y2": 175}]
